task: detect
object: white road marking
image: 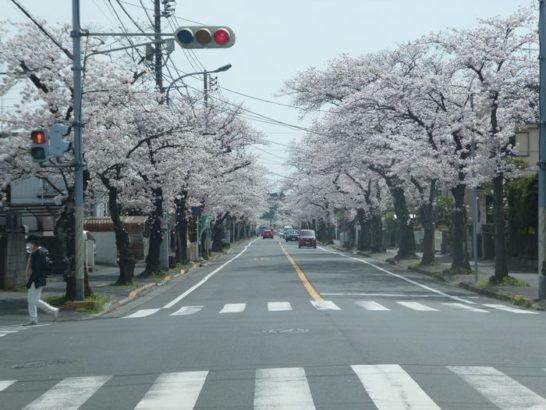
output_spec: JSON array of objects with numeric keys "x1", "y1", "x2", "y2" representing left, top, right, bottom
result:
[
  {"x1": 310, "y1": 300, "x2": 341, "y2": 310},
  {"x1": 397, "y1": 301, "x2": 439, "y2": 311},
  {"x1": 0, "y1": 380, "x2": 15, "y2": 391},
  {"x1": 122, "y1": 308, "x2": 160, "y2": 319},
  {"x1": 0, "y1": 334, "x2": 7, "y2": 337},
  {"x1": 135, "y1": 371, "x2": 208, "y2": 409},
  {"x1": 483, "y1": 304, "x2": 539, "y2": 314},
  {"x1": 442, "y1": 303, "x2": 489, "y2": 312},
  {"x1": 351, "y1": 364, "x2": 440, "y2": 409},
  {"x1": 449, "y1": 366, "x2": 546, "y2": 409},
  {"x1": 163, "y1": 239, "x2": 257, "y2": 309},
  {"x1": 268, "y1": 301, "x2": 293, "y2": 312},
  {"x1": 254, "y1": 367, "x2": 315, "y2": 409},
  {"x1": 356, "y1": 301, "x2": 390, "y2": 311},
  {"x1": 170, "y1": 306, "x2": 203, "y2": 316},
  {"x1": 219, "y1": 303, "x2": 246, "y2": 313},
  {"x1": 318, "y1": 247, "x2": 476, "y2": 304},
  {"x1": 23, "y1": 376, "x2": 111, "y2": 410}
]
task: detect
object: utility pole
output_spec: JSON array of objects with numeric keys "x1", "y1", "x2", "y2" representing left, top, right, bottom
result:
[
  {"x1": 470, "y1": 94, "x2": 479, "y2": 283},
  {"x1": 72, "y1": 0, "x2": 84, "y2": 300},
  {"x1": 153, "y1": 0, "x2": 163, "y2": 93},
  {"x1": 539, "y1": 0, "x2": 546, "y2": 300}
]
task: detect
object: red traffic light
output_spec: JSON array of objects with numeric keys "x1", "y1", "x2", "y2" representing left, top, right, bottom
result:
[
  {"x1": 214, "y1": 28, "x2": 231, "y2": 45},
  {"x1": 174, "y1": 26, "x2": 235, "y2": 49},
  {"x1": 31, "y1": 130, "x2": 46, "y2": 144}
]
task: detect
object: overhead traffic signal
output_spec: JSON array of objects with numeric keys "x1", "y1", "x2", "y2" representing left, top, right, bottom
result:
[
  {"x1": 30, "y1": 123, "x2": 72, "y2": 163},
  {"x1": 174, "y1": 26, "x2": 235, "y2": 49}
]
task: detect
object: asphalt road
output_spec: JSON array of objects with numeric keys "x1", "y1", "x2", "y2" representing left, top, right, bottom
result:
[{"x1": 1, "y1": 238, "x2": 546, "y2": 409}]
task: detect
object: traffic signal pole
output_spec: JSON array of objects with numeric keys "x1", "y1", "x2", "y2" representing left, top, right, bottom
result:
[
  {"x1": 72, "y1": 0, "x2": 85, "y2": 300},
  {"x1": 539, "y1": 0, "x2": 546, "y2": 300}
]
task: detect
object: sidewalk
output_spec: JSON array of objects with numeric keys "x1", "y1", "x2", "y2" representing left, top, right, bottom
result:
[{"x1": 350, "y1": 248, "x2": 545, "y2": 310}]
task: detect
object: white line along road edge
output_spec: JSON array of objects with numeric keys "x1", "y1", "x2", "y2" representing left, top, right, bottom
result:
[
  {"x1": 318, "y1": 246, "x2": 475, "y2": 305},
  {"x1": 163, "y1": 239, "x2": 258, "y2": 309}
]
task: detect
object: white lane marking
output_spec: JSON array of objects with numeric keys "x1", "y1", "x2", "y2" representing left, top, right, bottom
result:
[
  {"x1": 268, "y1": 302, "x2": 292, "y2": 312},
  {"x1": 122, "y1": 308, "x2": 160, "y2": 319},
  {"x1": 356, "y1": 301, "x2": 390, "y2": 311},
  {"x1": 449, "y1": 366, "x2": 546, "y2": 409},
  {"x1": 135, "y1": 371, "x2": 208, "y2": 409},
  {"x1": 310, "y1": 300, "x2": 341, "y2": 310},
  {"x1": 170, "y1": 306, "x2": 203, "y2": 316},
  {"x1": 483, "y1": 304, "x2": 539, "y2": 314},
  {"x1": 219, "y1": 303, "x2": 246, "y2": 313},
  {"x1": 0, "y1": 334, "x2": 7, "y2": 337},
  {"x1": 23, "y1": 376, "x2": 111, "y2": 410},
  {"x1": 0, "y1": 380, "x2": 16, "y2": 391},
  {"x1": 163, "y1": 239, "x2": 257, "y2": 309},
  {"x1": 318, "y1": 247, "x2": 475, "y2": 305},
  {"x1": 397, "y1": 301, "x2": 439, "y2": 311},
  {"x1": 442, "y1": 303, "x2": 489, "y2": 313},
  {"x1": 254, "y1": 367, "x2": 315, "y2": 409},
  {"x1": 351, "y1": 364, "x2": 440, "y2": 410}
]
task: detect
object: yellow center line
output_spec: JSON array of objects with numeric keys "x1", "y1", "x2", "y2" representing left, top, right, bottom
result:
[{"x1": 278, "y1": 241, "x2": 323, "y2": 301}]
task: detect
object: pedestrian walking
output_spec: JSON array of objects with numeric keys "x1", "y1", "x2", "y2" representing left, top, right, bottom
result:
[{"x1": 24, "y1": 235, "x2": 59, "y2": 326}]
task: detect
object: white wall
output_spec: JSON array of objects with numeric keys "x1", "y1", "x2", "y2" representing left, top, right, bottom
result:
[{"x1": 92, "y1": 232, "x2": 117, "y2": 265}]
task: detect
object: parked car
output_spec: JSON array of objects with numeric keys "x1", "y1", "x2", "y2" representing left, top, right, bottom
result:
[
  {"x1": 262, "y1": 229, "x2": 274, "y2": 239},
  {"x1": 285, "y1": 229, "x2": 300, "y2": 242},
  {"x1": 298, "y1": 229, "x2": 317, "y2": 248}
]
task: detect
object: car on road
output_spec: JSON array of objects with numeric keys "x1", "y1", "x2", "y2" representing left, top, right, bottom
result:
[
  {"x1": 262, "y1": 229, "x2": 274, "y2": 239},
  {"x1": 298, "y1": 229, "x2": 317, "y2": 248},
  {"x1": 284, "y1": 229, "x2": 300, "y2": 242}
]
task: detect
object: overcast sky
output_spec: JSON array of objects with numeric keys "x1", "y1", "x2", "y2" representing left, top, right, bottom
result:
[{"x1": 1, "y1": 0, "x2": 538, "y2": 186}]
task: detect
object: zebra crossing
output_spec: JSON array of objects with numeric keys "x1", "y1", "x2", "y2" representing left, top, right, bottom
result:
[
  {"x1": 2, "y1": 365, "x2": 545, "y2": 409},
  {"x1": 122, "y1": 299, "x2": 541, "y2": 319},
  {"x1": 0, "y1": 324, "x2": 49, "y2": 340}
]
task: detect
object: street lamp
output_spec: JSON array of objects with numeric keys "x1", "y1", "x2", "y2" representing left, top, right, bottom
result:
[{"x1": 165, "y1": 64, "x2": 232, "y2": 106}]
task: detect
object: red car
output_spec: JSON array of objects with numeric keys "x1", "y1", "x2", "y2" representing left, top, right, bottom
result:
[
  {"x1": 298, "y1": 229, "x2": 317, "y2": 248},
  {"x1": 262, "y1": 229, "x2": 274, "y2": 239}
]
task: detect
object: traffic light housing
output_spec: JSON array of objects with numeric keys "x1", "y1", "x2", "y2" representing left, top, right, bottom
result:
[
  {"x1": 30, "y1": 130, "x2": 49, "y2": 162},
  {"x1": 174, "y1": 26, "x2": 235, "y2": 49},
  {"x1": 30, "y1": 123, "x2": 72, "y2": 163}
]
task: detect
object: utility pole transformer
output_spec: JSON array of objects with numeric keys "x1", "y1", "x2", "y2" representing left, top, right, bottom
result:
[{"x1": 539, "y1": 0, "x2": 546, "y2": 300}]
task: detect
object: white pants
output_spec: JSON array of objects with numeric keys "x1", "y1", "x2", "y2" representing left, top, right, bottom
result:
[{"x1": 27, "y1": 283, "x2": 56, "y2": 322}]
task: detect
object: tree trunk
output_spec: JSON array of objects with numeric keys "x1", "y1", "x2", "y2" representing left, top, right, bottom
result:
[
  {"x1": 174, "y1": 192, "x2": 188, "y2": 264},
  {"x1": 370, "y1": 213, "x2": 384, "y2": 253},
  {"x1": 450, "y1": 183, "x2": 471, "y2": 273},
  {"x1": 141, "y1": 187, "x2": 163, "y2": 276},
  {"x1": 419, "y1": 180, "x2": 436, "y2": 266},
  {"x1": 212, "y1": 216, "x2": 226, "y2": 252},
  {"x1": 492, "y1": 173, "x2": 509, "y2": 283},
  {"x1": 356, "y1": 208, "x2": 370, "y2": 251},
  {"x1": 107, "y1": 186, "x2": 135, "y2": 285},
  {"x1": 390, "y1": 186, "x2": 416, "y2": 259}
]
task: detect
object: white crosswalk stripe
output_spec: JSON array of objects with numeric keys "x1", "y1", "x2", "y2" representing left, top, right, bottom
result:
[
  {"x1": 3, "y1": 365, "x2": 546, "y2": 409},
  {"x1": 170, "y1": 306, "x2": 203, "y2": 316},
  {"x1": 397, "y1": 301, "x2": 439, "y2": 311},
  {"x1": 122, "y1": 308, "x2": 160, "y2": 319},
  {"x1": 310, "y1": 300, "x2": 341, "y2": 310},
  {"x1": 135, "y1": 371, "x2": 208, "y2": 409},
  {"x1": 449, "y1": 366, "x2": 546, "y2": 409},
  {"x1": 356, "y1": 301, "x2": 390, "y2": 311},
  {"x1": 22, "y1": 376, "x2": 111, "y2": 410},
  {"x1": 483, "y1": 304, "x2": 539, "y2": 314},
  {"x1": 219, "y1": 303, "x2": 246, "y2": 313},
  {"x1": 268, "y1": 301, "x2": 292, "y2": 311},
  {"x1": 0, "y1": 380, "x2": 15, "y2": 392},
  {"x1": 351, "y1": 364, "x2": 440, "y2": 409},
  {"x1": 441, "y1": 302, "x2": 489, "y2": 312},
  {"x1": 254, "y1": 367, "x2": 315, "y2": 409}
]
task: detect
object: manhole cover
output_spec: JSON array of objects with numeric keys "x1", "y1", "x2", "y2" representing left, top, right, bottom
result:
[{"x1": 263, "y1": 328, "x2": 309, "y2": 335}]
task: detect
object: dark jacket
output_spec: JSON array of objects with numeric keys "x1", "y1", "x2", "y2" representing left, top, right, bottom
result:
[{"x1": 26, "y1": 248, "x2": 48, "y2": 289}]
